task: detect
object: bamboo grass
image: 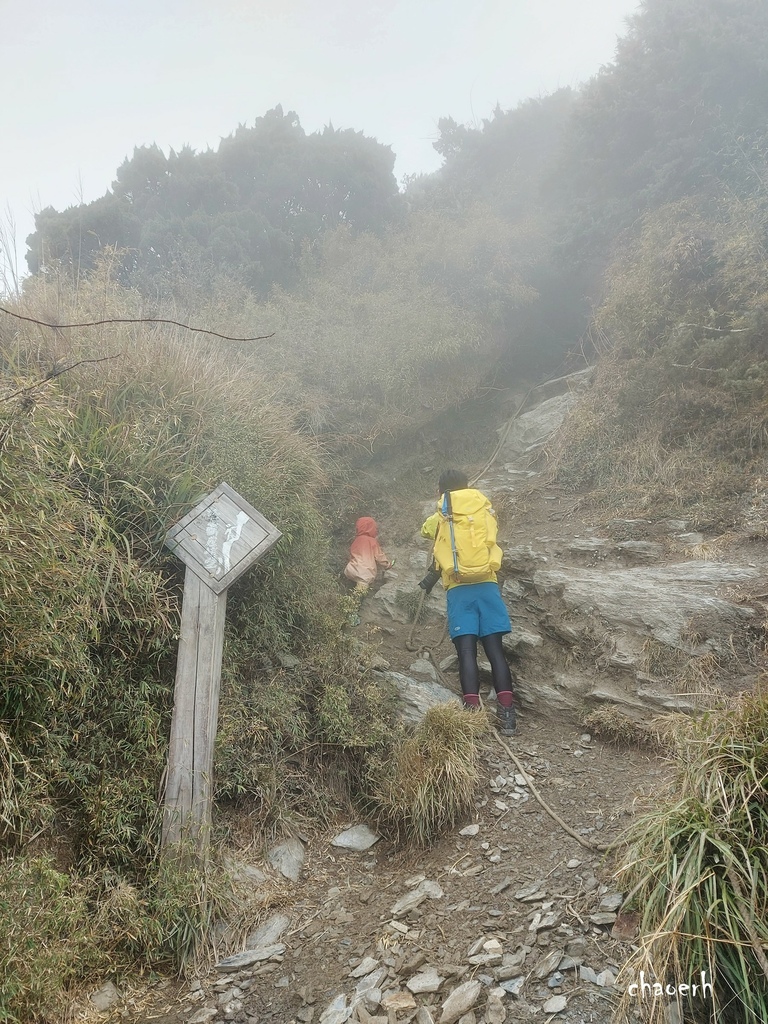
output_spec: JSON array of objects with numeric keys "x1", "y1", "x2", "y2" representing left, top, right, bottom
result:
[{"x1": 616, "y1": 690, "x2": 768, "y2": 1023}]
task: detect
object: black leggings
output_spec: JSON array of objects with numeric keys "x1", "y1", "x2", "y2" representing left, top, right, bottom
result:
[{"x1": 453, "y1": 632, "x2": 513, "y2": 697}]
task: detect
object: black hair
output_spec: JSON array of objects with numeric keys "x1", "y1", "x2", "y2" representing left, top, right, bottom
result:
[{"x1": 438, "y1": 468, "x2": 469, "y2": 493}]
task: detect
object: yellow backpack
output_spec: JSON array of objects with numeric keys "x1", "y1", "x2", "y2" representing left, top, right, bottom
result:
[{"x1": 432, "y1": 488, "x2": 502, "y2": 584}]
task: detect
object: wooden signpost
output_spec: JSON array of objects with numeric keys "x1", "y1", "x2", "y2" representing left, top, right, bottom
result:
[{"x1": 161, "y1": 482, "x2": 281, "y2": 857}]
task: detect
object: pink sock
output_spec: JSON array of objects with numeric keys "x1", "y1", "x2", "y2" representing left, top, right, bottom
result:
[
  {"x1": 462, "y1": 693, "x2": 480, "y2": 707},
  {"x1": 496, "y1": 690, "x2": 514, "y2": 707}
]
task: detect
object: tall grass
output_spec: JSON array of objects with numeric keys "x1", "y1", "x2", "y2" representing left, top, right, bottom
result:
[
  {"x1": 370, "y1": 704, "x2": 487, "y2": 845},
  {"x1": 0, "y1": 263, "x2": 396, "y2": 1020},
  {"x1": 616, "y1": 689, "x2": 768, "y2": 1023},
  {"x1": 547, "y1": 192, "x2": 768, "y2": 530}
]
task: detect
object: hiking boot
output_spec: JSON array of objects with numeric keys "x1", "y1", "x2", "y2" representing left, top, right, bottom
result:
[{"x1": 496, "y1": 703, "x2": 516, "y2": 737}]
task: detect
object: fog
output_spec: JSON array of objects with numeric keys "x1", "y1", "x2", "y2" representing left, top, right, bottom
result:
[{"x1": 1, "y1": 0, "x2": 640, "y2": 286}]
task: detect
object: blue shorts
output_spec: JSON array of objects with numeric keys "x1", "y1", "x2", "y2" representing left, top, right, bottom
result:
[{"x1": 446, "y1": 582, "x2": 511, "y2": 639}]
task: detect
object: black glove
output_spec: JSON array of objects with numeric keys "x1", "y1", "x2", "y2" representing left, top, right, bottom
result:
[{"x1": 418, "y1": 565, "x2": 441, "y2": 594}]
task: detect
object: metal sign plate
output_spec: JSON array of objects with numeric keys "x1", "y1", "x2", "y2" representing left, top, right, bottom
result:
[{"x1": 165, "y1": 482, "x2": 282, "y2": 594}]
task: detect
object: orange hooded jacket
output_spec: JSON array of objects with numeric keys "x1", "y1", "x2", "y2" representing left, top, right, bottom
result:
[{"x1": 344, "y1": 517, "x2": 390, "y2": 585}]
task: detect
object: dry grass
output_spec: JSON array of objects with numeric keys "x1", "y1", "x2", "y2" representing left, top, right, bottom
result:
[
  {"x1": 370, "y1": 704, "x2": 488, "y2": 845},
  {"x1": 641, "y1": 639, "x2": 726, "y2": 704},
  {"x1": 582, "y1": 706, "x2": 677, "y2": 750},
  {"x1": 743, "y1": 479, "x2": 768, "y2": 539},
  {"x1": 615, "y1": 687, "x2": 768, "y2": 1023}
]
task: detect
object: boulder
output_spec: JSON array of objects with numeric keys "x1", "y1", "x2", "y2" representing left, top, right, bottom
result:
[
  {"x1": 533, "y1": 562, "x2": 757, "y2": 652},
  {"x1": 383, "y1": 672, "x2": 458, "y2": 724},
  {"x1": 332, "y1": 825, "x2": 380, "y2": 852}
]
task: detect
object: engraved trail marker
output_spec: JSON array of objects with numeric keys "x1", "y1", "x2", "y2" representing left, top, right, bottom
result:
[{"x1": 161, "y1": 483, "x2": 281, "y2": 855}]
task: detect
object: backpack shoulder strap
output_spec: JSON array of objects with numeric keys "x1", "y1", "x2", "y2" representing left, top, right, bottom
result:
[{"x1": 443, "y1": 490, "x2": 459, "y2": 577}]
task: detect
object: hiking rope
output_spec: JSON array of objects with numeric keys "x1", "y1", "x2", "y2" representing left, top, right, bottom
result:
[
  {"x1": 407, "y1": 610, "x2": 612, "y2": 854},
  {"x1": 468, "y1": 382, "x2": 540, "y2": 487},
  {"x1": 407, "y1": 366, "x2": 590, "y2": 646},
  {"x1": 411, "y1": 372, "x2": 561, "y2": 643},
  {"x1": 492, "y1": 728, "x2": 613, "y2": 855},
  {"x1": 406, "y1": 595, "x2": 448, "y2": 656},
  {"x1": 468, "y1": 367, "x2": 593, "y2": 487},
  {"x1": 401, "y1": 360, "x2": 613, "y2": 857},
  {"x1": 405, "y1": 590, "x2": 427, "y2": 651}
]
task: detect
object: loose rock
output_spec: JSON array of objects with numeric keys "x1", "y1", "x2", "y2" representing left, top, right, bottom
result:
[
  {"x1": 332, "y1": 825, "x2": 380, "y2": 852},
  {"x1": 406, "y1": 968, "x2": 443, "y2": 994},
  {"x1": 542, "y1": 994, "x2": 567, "y2": 1014},
  {"x1": 90, "y1": 981, "x2": 120, "y2": 1012},
  {"x1": 216, "y1": 944, "x2": 285, "y2": 972},
  {"x1": 439, "y1": 980, "x2": 483, "y2": 1024},
  {"x1": 266, "y1": 837, "x2": 305, "y2": 881}
]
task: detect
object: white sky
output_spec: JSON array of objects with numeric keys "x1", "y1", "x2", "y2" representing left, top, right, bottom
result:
[{"x1": 0, "y1": 0, "x2": 641, "y2": 286}]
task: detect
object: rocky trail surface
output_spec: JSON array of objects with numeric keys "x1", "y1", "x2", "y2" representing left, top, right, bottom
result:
[
  {"x1": 87, "y1": 372, "x2": 766, "y2": 1024},
  {"x1": 101, "y1": 717, "x2": 657, "y2": 1024}
]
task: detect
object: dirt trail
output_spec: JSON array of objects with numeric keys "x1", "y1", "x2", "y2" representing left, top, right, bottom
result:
[
  {"x1": 102, "y1": 379, "x2": 673, "y2": 1024},
  {"x1": 117, "y1": 708, "x2": 660, "y2": 1024}
]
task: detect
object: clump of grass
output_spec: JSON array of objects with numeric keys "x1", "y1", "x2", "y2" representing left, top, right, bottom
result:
[
  {"x1": 369, "y1": 704, "x2": 487, "y2": 845},
  {"x1": 582, "y1": 706, "x2": 673, "y2": 750},
  {"x1": 615, "y1": 688, "x2": 768, "y2": 1023},
  {"x1": 0, "y1": 851, "x2": 248, "y2": 1023},
  {"x1": 642, "y1": 633, "x2": 743, "y2": 709},
  {"x1": 395, "y1": 587, "x2": 430, "y2": 624}
]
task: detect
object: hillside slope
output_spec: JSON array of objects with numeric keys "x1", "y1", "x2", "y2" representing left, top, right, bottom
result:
[{"x1": 90, "y1": 369, "x2": 768, "y2": 1024}]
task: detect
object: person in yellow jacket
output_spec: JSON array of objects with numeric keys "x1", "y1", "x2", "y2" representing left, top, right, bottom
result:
[{"x1": 420, "y1": 469, "x2": 517, "y2": 736}]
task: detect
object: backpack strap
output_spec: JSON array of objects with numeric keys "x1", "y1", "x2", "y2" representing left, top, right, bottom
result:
[{"x1": 443, "y1": 490, "x2": 460, "y2": 578}]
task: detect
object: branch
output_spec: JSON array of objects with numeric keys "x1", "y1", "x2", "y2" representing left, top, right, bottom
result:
[
  {"x1": 0, "y1": 355, "x2": 121, "y2": 404},
  {"x1": 676, "y1": 323, "x2": 750, "y2": 333},
  {"x1": 0, "y1": 306, "x2": 274, "y2": 342}
]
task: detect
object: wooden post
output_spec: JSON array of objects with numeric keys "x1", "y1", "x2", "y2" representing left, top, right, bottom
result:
[
  {"x1": 161, "y1": 483, "x2": 281, "y2": 860},
  {"x1": 161, "y1": 569, "x2": 227, "y2": 851}
]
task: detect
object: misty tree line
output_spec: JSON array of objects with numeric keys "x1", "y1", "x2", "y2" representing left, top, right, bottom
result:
[{"x1": 25, "y1": 0, "x2": 768, "y2": 435}]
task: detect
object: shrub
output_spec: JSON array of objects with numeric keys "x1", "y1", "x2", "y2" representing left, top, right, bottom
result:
[
  {"x1": 616, "y1": 689, "x2": 768, "y2": 1023},
  {"x1": 0, "y1": 263, "x2": 374, "y2": 1015},
  {"x1": 0, "y1": 857, "x2": 93, "y2": 1023},
  {"x1": 547, "y1": 192, "x2": 768, "y2": 527},
  {"x1": 369, "y1": 703, "x2": 486, "y2": 845}
]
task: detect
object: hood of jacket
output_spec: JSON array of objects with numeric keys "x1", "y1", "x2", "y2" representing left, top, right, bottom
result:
[{"x1": 354, "y1": 516, "x2": 379, "y2": 538}]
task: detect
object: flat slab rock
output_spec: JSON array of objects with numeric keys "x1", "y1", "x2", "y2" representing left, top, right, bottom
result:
[
  {"x1": 391, "y1": 879, "x2": 444, "y2": 917},
  {"x1": 215, "y1": 943, "x2": 285, "y2": 972},
  {"x1": 533, "y1": 561, "x2": 757, "y2": 649},
  {"x1": 245, "y1": 912, "x2": 290, "y2": 948},
  {"x1": 438, "y1": 979, "x2": 483, "y2": 1023},
  {"x1": 266, "y1": 837, "x2": 305, "y2": 881},
  {"x1": 331, "y1": 824, "x2": 380, "y2": 851},
  {"x1": 406, "y1": 967, "x2": 443, "y2": 994}
]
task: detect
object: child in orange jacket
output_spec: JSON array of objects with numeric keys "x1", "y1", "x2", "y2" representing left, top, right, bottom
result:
[{"x1": 344, "y1": 517, "x2": 392, "y2": 592}]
